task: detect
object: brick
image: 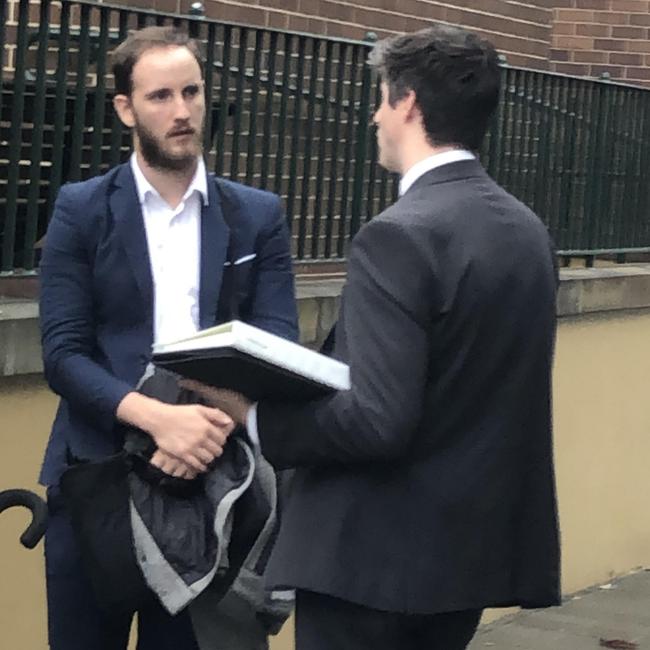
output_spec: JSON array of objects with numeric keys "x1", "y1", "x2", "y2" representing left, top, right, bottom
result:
[
  {"x1": 552, "y1": 35, "x2": 594, "y2": 49},
  {"x1": 629, "y1": 13, "x2": 650, "y2": 27},
  {"x1": 317, "y1": 0, "x2": 355, "y2": 22},
  {"x1": 594, "y1": 38, "x2": 628, "y2": 51},
  {"x1": 263, "y1": 0, "x2": 299, "y2": 11},
  {"x1": 609, "y1": 52, "x2": 643, "y2": 65},
  {"x1": 594, "y1": 11, "x2": 631, "y2": 24},
  {"x1": 204, "y1": 2, "x2": 268, "y2": 27},
  {"x1": 575, "y1": 0, "x2": 610, "y2": 8},
  {"x1": 555, "y1": 9, "x2": 594, "y2": 22},
  {"x1": 550, "y1": 48, "x2": 571, "y2": 61},
  {"x1": 625, "y1": 66, "x2": 650, "y2": 79},
  {"x1": 590, "y1": 63, "x2": 625, "y2": 77},
  {"x1": 611, "y1": 25, "x2": 647, "y2": 39},
  {"x1": 266, "y1": 10, "x2": 289, "y2": 30},
  {"x1": 154, "y1": 0, "x2": 180, "y2": 13},
  {"x1": 628, "y1": 39, "x2": 650, "y2": 53},
  {"x1": 353, "y1": 7, "x2": 408, "y2": 33},
  {"x1": 575, "y1": 23, "x2": 611, "y2": 37},
  {"x1": 551, "y1": 62, "x2": 591, "y2": 75},
  {"x1": 553, "y1": 22, "x2": 575, "y2": 35},
  {"x1": 615, "y1": 0, "x2": 649, "y2": 9},
  {"x1": 573, "y1": 50, "x2": 609, "y2": 63}
]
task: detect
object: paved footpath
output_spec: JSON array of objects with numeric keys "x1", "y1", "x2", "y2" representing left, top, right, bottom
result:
[{"x1": 469, "y1": 570, "x2": 650, "y2": 650}]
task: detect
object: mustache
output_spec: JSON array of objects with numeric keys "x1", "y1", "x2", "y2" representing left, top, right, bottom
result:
[{"x1": 167, "y1": 126, "x2": 196, "y2": 138}]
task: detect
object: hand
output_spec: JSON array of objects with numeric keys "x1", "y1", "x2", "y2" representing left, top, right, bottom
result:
[
  {"x1": 179, "y1": 380, "x2": 252, "y2": 425},
  {"x1": 149, "y1": 449, "x2": 199, "y2": 480},
  {"x1": 147, "y1": 402, "x2": 234, "y2": 472},
  {"x1": 116, "y1": 393, "x2": 234, "y2": 473}
]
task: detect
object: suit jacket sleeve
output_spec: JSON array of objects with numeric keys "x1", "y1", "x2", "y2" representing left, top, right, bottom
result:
[
  {"x1": 40, "y1": 187, "x2": 133, "y2": 426},
  {"x1": 257, "y1": 215, "x2": 436, "y2": 468},
  {"x1": 245, "y1": 197, "x2": 299, "y2": 342}
]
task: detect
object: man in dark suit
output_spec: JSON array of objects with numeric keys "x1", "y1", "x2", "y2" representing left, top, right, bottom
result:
[
  {"x1": 38, "y1": 26, "x2": 298, "y2": 650},
  {"x1": 186, "y1": 24, "x2": 560, "y2": 650}
]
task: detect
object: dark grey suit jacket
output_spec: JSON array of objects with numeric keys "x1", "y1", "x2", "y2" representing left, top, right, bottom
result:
[{"x1": 257, "y1": 160, "x2": 560, "y2": 615}]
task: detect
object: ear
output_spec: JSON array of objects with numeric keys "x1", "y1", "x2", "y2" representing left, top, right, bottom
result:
[
  {"x1": 113, "y1": 94, "x2": 135, "y2": 128},
  {"x1": 402, "y1": 90, "x2": 420, "y2": 124}
]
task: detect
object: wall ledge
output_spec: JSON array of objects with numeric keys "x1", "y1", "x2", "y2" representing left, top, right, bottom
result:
[{"x1": 2, "y1": 267, "x2": 650, "y2": 377}]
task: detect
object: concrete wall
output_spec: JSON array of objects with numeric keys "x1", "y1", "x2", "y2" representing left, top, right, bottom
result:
[{"x1": 2, "y1": 267, "x2": 650, "y2": 648}]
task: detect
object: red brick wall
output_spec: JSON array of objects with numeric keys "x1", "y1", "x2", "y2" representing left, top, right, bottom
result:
[
  {"x1": 7, "y1": 0, "x2": 650, "y2": 87},
  {"x1": 199, "y1": 0, "x2": 553, "y2": 70},
  {"x1": 549, "y1": 0, "x2": 650, "y2": 86}
]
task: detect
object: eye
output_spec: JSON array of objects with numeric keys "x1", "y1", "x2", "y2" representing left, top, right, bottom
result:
[
  {"x1": 147, "y1": 88, "x2": 172, "y2": 101},
  {"x1": 183, "y1": 84, "x2": 200, "y2": 98}
]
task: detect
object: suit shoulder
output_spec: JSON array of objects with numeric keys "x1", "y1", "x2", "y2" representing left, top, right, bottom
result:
[
  {"x1": 55, "y1": 165, "x2": 123, "y2": 212},
  {"x1": 213, "y1": 176, "x2": 281, "y2": 211}
]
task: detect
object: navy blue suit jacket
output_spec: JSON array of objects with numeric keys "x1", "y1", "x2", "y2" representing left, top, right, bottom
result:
[{"x1": 39, "y1": 162, "x2": 298, "y2": 485}]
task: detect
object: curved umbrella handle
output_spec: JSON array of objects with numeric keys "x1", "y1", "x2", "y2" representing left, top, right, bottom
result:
[{"x1": 0, "y1": 489, "x2": 48, "y2": 549}]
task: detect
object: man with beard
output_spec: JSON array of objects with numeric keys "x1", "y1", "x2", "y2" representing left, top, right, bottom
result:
[{"x1": 38, "y1": 26, "x2": 298, "y2": 650}]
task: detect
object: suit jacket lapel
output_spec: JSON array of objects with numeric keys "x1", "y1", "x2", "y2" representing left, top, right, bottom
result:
[
  {"x1": 108, "y1": 164, "x2": 154, "y2": 313},
  {"x1": 199, "y1": 176, "x2": 230, "y2": 329}
]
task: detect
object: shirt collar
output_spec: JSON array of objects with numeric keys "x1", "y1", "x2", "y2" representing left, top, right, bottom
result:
[
  {"x1": 399, "y1": 149, "x2": 476, "y2": 196},
  {"x1": 130, "y1": 153, "x2": 209, "y2": 207}
]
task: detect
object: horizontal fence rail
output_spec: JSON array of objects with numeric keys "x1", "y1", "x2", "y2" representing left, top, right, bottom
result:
[{"x1": 1, "y1": 0, "x2": 650, "y2": 275}]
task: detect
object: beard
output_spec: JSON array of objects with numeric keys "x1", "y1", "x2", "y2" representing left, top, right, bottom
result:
[{"x1": 134, "y1": 118, "x2": 203, "y2": 173}]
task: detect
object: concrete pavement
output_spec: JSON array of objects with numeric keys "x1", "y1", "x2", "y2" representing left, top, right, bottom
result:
[{"x1": 469, "y1": 570, "x2": 650, "y2": 650}]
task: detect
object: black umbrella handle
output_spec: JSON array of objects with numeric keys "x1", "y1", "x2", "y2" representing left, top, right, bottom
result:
[{"x1": 0, "y1": 489, "x2": 48, "y2": 549}]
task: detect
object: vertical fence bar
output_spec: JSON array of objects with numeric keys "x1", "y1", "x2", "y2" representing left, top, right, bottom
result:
[
  {"x1": 229, "y1": 27, "x2": 248, "y2": 180},
  {"x1": 285, "y1": 35, "x2": 306, "y2": 239},
  {"x1": 203, "y1": 21, "x2": 216, "y2": 155},
  {"x1": 108, "y1": 10, "x2": 129, "y2": 168},
  {"x1": 336, "y1": 45, "x2": 360, "y2": 258},
  {"x1": 259, "y1": 30, "x2": 278, "y2": 190},
  {"x1": 625, "y1": 90, "x2": 644, "y2": 249},
  {"x1": 297, "y1": 38, "x2": 320, "y2": 259},
  {"x1": 310, "y1": 39, "x2": 333, "y2": 258},
  {"x1": 2, "y1": 0, "x2": 30, "y2": 272},
  {"x1": 245, "y1": 29, "x2": 263, "y2": 185},
  {"x1": 90, "y1": 6, "x2": 110, "y2": 176},
  {"x1": 531, "y1": 72, "x2": 551, "y2": 223},
  {"x1": 324, "y1": 42, "x2": 346, "y2": 258},
  {"x1": 365, "y1": 80, "x2": 380, "y2": 223},
  {"x1": 622, "y1": 89, "x2": 638, "y2": 250},
  {"x1": 23, "y1": 0, "x2": 51, "y2": 271},
  {"x1": 348, "y1": 41, "x2": 373, "y2": 243},
  {"x1": 46, "y1": 0, "x2": 71, "y2": 219},
  {"x1": 0, "y1": 0, "x2": 7, "y2": 126},
  {"x1": 272, "y1": 32, "x2": 293, "y2": 197},
  {"x1": 68, "y1": 3, "x2": 91, "y2": 182},
  {"x1": 214, "y1": 24, "x2": 232, "y2": 175}
]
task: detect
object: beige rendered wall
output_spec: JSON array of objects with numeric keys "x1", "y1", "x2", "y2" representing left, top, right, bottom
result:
[{"x1": 2, "y1": 308, "x2": 650, "y2": 648}]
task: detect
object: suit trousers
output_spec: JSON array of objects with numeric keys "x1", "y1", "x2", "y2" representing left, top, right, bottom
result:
[
  {"x1": 295, "y1": 590, "x2": 482, "y2": 650},
  {"x1": 45, "y1": 486, "x2": 200, "y2": 650}
]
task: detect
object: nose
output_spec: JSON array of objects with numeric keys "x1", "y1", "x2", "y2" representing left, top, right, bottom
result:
[{"x1": 174, "y1": 95, "x2": 191, "y2": 121}]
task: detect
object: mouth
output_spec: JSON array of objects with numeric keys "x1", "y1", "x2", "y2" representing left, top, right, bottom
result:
[{"x1": 168, "y1": 128, "x2": 195, "y2": 138}]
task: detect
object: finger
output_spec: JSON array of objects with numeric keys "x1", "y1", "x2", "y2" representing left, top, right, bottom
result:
[
  {"x1": 202, "y1": 438, "x2": 224, "y2": 458},
  {"x1": 195, "y1": 446, "x2": 216, "y2": 465},
  {"x1": 200, "y1": 406, "x2": 234, "y2": 427},
  {"x1": 181, "y1": 453, "x2": 208, "y2": 473}
]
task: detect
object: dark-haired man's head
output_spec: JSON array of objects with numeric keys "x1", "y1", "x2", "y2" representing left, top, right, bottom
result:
[
  {"x1": 369, "y1": 25, "x2": 501, "y2": 174},
  {"x1": 112, "y1": 26, "x2": 205, "y2": 173}
]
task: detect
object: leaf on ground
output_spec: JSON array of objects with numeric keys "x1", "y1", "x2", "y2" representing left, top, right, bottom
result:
[{"x1": 599, "y1": 639, "x2": 638, "y2": 649}]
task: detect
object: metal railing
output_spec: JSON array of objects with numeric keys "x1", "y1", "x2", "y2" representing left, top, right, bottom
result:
[{"x1": 1, "y1": 0, "x2": 650, "y2": 275}]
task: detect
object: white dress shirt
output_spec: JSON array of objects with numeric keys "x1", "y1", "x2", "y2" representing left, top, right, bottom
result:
[
  {"x1": 399, "y1": 149, "x2": 476, "y2": 196},
  {"x1": 130, "y1": 154, "x2": 208, "y2": 345}
]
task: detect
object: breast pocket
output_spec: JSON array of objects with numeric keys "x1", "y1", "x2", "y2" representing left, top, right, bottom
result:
[{"x1": 218, "y1": 254, "x2": 257, "y2": 322}]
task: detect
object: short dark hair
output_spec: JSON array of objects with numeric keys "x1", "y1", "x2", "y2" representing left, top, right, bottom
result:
[
  {"x1": 368, "y1": 25, "x2": 501, "y2": 151},
  {"x1": 111, "y1": 26, "x2": 204, "y2": 96}
]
